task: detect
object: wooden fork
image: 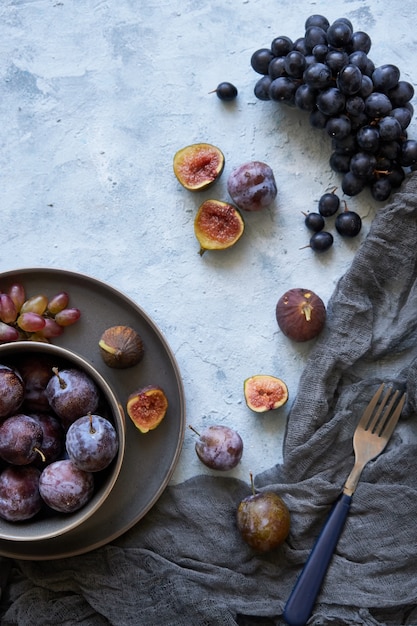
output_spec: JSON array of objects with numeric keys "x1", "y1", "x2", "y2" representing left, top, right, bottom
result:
[{"x1": 283, "y1": 383, "x2": 406, "y2": 626}]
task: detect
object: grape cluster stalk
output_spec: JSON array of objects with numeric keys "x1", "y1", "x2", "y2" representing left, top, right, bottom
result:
[
  {"x1": 0, "y1": 283, "x2": 81, "y2": 343},
  {"x1": 251, "y1": 14, "x2": 417, "y2": 201}
]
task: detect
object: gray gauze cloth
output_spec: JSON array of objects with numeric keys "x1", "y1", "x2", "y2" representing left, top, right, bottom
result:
[{"x1": 2, "y1": 171, "x2": 417, "y2": 626}]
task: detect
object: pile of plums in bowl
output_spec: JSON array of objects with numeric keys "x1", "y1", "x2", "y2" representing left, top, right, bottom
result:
[{"x1": 0, "y1": 342, "x2": 125, "y2": 542}]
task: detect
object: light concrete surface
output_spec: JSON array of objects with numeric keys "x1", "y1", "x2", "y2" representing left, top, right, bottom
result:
[{"x1": 0, "y1": 1, "x2": 415, "y2": 486}]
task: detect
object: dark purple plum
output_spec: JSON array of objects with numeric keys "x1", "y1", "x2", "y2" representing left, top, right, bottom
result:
[
  {"x1": 66, "y1": 414, "x2": 118, "y2": 472},
  {"x1": 0, "y1": 414, "x2": 43, "y2": 465},
  {"x1": 30, "y1": 412, "x2": 64, "y2": 466},
  {"x1": 0, "y1": 465, "x2": 42, "y2": 521},
  {"x1": 190, "y1": 424, "x2": 243, "y2": 471},
  {"x1": 0, "y1": 365, "x2": 25, "y2": 418},
  {"x1": 39, "y1": 459, "x2": 94, "y2": 513},
  {"x1": 45, "y1": 367, "x2": 100, "y2": 428},
  {"x1": 18, "y1": 354, "x2": 55, "y2": 412},
  {"x1": 227, "y1": 161, "x2": 277, "y2": 212}
]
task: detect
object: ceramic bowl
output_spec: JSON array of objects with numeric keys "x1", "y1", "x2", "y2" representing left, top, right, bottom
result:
[{"x1": 0, "y1": 341, "x2": 125, "y2": 542}]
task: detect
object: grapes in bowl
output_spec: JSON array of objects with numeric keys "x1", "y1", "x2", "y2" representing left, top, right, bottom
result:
[{"x1": 0, "y1": 341, "x2": 125, "y2": 542}]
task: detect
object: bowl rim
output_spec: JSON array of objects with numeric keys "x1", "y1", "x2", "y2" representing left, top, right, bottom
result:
[{"x1": 0, "y1": 341, "x2": 126, "y2": 542}]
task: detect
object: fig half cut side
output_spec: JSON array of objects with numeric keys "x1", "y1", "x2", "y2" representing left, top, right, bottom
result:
[
  {"x1": 173, "y1": 143, "x2": 225, "y2": 191},
  {"x1": 244, "y1": 374, "x2": 288, "y2": 413},
  {"x1": 126, "y1": 385, "x2": 168, "y2": 433},
  {"x1": 194, "y1": 199, "x2": 245, "y2": 255}
]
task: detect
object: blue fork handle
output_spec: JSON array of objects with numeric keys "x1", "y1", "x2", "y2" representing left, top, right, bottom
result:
[{"x1": 283, "y1": 492, "x2": 352, "y2": 626}]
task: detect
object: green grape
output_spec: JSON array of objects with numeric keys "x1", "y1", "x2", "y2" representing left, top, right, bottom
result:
[{"x1": 20, "y1": 295, "x2": 48, "y2": 315}]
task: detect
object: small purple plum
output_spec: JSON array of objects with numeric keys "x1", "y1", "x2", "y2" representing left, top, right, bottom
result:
[
  {"x1": 39, "y1": 459, "x2": 94, "y2": 513},
  {"x1": 0, "y1": 414, "x2": 43, "y2": 465},
  {"x1": 0, "y1": 365, "x2": 25, "y2": 418},
  {"x1": 227, "y1": 161, "x2": 277, "y2": 211},
  {"x1": 189, "y1": 424, "x2": 243, "y2": 470},
  {"x1": 66, "y1": 414, "x2": 118, "y2": 472},
  {"x1": 45, "y1": 367, "x2": 100, "y2": 429},
  {"x1": 0, "y1": 465, "x2": 42, "y2": 521}
]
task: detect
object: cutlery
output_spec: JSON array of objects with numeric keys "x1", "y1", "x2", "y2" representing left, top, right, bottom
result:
[{"x1": 283, "y1": 383, "x2": 406, "y2": 626}]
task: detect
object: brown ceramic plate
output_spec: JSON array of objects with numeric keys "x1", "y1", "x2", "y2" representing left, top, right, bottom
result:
[{"x1": 0, "y1": 268, "x2": 185, "y2": 560}]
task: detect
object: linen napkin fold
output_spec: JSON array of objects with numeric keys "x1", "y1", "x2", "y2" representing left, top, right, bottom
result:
[{"x1": 2, "y1": 172, "x2": 417, "y2": 625}]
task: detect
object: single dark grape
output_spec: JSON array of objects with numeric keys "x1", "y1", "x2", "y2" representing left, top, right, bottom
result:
[
  {"x1": 303, "y1": 62, "x2": 332, "y2": 89},
  {"x1": 378, "y1": 116, "x2": 402, "y2": 142},
  {"x1": 388, "y1": 81, "x2": 415, "y2": 107},
  {"x1": 357, "y1": 125, "x2": 380, "y2": 153},
  {"x1": 335, "y1": 210, "x2": 362, "y2": 236},
  {"x1": 349, "y1": 152, "x2": 377, "y2": 179},
  {"x1": 304, "y1": 212, "x2": 325, "y2": 232},
  {"x1": 271, "y1": 36, "x2": 293, "y2": 57},
  {"x1": 372, "y1": 64, "x2": 400, "y2": 92},
  {"x1": 318, "y1": 191, "x2": 340, "y2": 216},
  {"x1": 388, "y1": 165, "x2": 406, "y2": 188},
  {"x1": 326, "y1": 20, "x2": 353, "y2": 48},
  {"x1": 213, "y1": 82, "x2": 238, "y2": 101},
  {"x1": 309, "y1": 231, "x2": 334, "y2": 251},
  {"x1": 379, "y1": 140, "x2": 401, "y2": 161},
  {"x1": 371, "y1": 177, "x2": 392, "y2": 201},
  {"x1": 269, "y1": 76, "x2": 297, "y2": 103},
  {"x1": 341, "y1": 171, "x2": 366, "y2": 196},
  {"x1": 350, "y1": 30, "x2": 372, "y2": 53},
  {"x1": 294, "y1": 84, "x2": 318, "y2": 111},
  {"x1": 304, "y1": 26, "x2": 327, "y2": 52},
  {"x1": 254, "y1": 76, "x2": 272, "y2": 101},
  {"x1": 349, "y1": 111, "x2": 369, "y2": 132},
  {"x1": 399, "y1": 139, "x2": 417, "y2": 167},
  {"x1": 336, "y1": 64, "x2": 362, "y2": 95},
  {"x1": 364, "y1": 92, "x2": 392, "y2": 118},
  {"x1": 305, "y1": 14, "x2": 330, "y2": 31},
  {"x1": 312, "y1": 43, "x2": 329, "y2": 62},
  {"x1": 268, "y1": 56, "x2": 287, "y2": 79},
  {"x1": 332, "y1": 134, "x2": 358, "y2": 155},
  {"x1": 345, "y1": 95, "x2": 365, "y2": 117},
  {"x1": 316, "y1": 87, "x2": 346, "y2": 116},
  {"x1": 325, "y1": 115, "x2": 351, "y2": 140},
  {"x1": 329, "y1": 151, "x2": 351, "y2": 173},
  {"x1": 325, "y1": 50, "x2": 349, "y2": 74},
  {"x1": 293, "y1": 37, "x2": 309, "y2": 55},
  {"x1": 390, "y1": 106, "x2": 413, "y2": 130},
  {"x1": 251, "y1": 48, "x2": 275, "y2": 75},
  {"x1": 359, "y1": 75, "x2": 374, "y2": 98},
  {"x1": 348, "y1": 50, "x2": 369, "y2": 72},
  {"x1": 284, "y1": 50, "x2": 307, "y2": 78},
  {"x1": 309, "y1": 108, "x2": 328, "y2": 129}
]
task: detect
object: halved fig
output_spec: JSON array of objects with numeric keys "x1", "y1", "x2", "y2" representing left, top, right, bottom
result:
[
  {"x1": 126, "y1": 385, "x2": 168, "y2": 433},
  {"x1": 194, "y1": 199, "x2": 244, "y2": 256},
  {"x1": 276, "y1": 288, "x2": 326, "y2": 342},
  {"x1": 173, "y1": 143, "x2": 225, "y2": 191},
  {"x1": 244, "y1": 375, "x2": 288, "y2": 413}
]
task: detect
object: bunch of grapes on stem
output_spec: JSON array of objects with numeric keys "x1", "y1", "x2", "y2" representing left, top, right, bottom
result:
[
  {"x1": 0, "y1": 283, "x2": 81, "y2": 343},
  {"x1": 252, "y1": 14, "x2": 416, "y2": 201}
]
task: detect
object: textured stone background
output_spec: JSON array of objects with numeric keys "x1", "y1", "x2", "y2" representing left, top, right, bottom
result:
[{"x1": 0, "y1": 0, "x2": 415, "y2": 485}]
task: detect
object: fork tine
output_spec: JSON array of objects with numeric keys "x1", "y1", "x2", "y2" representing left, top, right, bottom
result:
[
  {"x1": 377, "y1": 392, "x2": 406, "y2": 439},
  {"x1": 357, "y1": 383, "x2": 385, "y2": 430},
  {"x1": 367, "y1": 387, "x2": 396, "y2": 433}
]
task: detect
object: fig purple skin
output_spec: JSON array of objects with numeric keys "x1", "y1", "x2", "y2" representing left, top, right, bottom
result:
[
  {"x1": 66, "y1": 414, "x2": 118, "y2": 472},
  {"x1": 227, "y1": 161, "x2": 277, "y2": 211},
  {"x1": 194, "y1": 425, "x2": 243, "y2": 471}
]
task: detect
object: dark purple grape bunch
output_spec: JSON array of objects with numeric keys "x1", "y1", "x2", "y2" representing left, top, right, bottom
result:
[
  {"x1": 304, "y1": 187, "x2": 362, "y2": 251},
  {"x1": 251, "y1": 14, "x2": 416, "y2": 202}
]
